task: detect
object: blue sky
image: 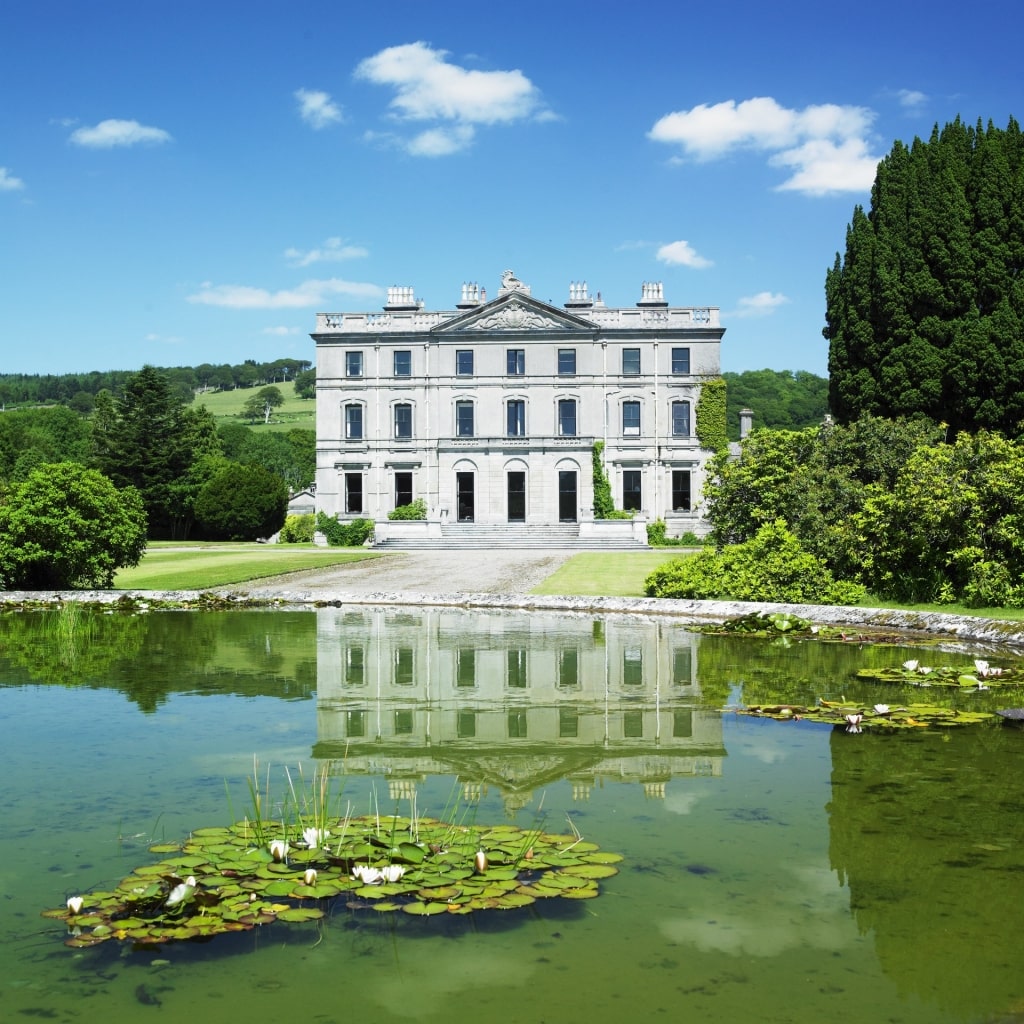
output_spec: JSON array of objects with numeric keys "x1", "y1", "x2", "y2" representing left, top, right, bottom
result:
[{"x1": 2, "y1": 0, "x2": 1020, "y2": 378}]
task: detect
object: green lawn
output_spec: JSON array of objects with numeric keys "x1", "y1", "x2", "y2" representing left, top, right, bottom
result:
[
  {"x1": 530, "y1": 551, "x2": 683, "y2": 597},
  {"x1": 189, "y1": 387, "x2": 315, "y2": 433},
  {"x1": 114, "y1": 545, "x2": 378, "y2": 590}
]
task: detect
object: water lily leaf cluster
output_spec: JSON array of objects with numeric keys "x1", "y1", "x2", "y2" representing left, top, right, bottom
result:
[
  {"x1": 856, "y1": 659, "x2": 1022, "y2": 689},
  {"x1": 44, "y1": 815, "x2": 622, "y2": 947},
  {"x1": 738, "y1": 700, "x2": 996, "y2": 730}
]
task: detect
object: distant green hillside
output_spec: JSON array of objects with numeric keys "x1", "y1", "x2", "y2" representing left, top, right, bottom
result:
[{"x1": 191, "y1": 387, "x2": 315, "y2": 432}]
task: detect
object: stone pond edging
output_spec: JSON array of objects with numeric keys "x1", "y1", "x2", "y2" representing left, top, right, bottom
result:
[{"x1": 3, "y1": 588, "x2": 1024, "y2": 650}]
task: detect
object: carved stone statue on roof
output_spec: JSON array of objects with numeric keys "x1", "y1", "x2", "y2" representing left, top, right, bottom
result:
[{"x1": 498, "y1": 269, "x2": 530, "y2": 295}]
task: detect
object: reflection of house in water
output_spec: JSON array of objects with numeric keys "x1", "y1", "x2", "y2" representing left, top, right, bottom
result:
[{"x1": 315, "y1": 607, "x2": 724, "y2": 812}]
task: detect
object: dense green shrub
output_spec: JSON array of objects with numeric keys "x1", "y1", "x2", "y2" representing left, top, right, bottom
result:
[
  {"x1": 388, "y1": 498, "x2": 427, "y2": 521},
  {"x1": 644, "y1": 520, "x2": 865, "y2": 605},
  {"x1": 0, "y1": 462, "x2": 147, "y2": 589},
  {"x1": 647, "y1": 520, "x2": 703, "y2": 547},
  {"x1": 278, "y1": 513, "x2": 316, "y2": 543},
  {"x1": 193, "y1": 463, "x2": 289, "y2": 540},
  {"x1": 315, "y1": 512, "x2": 374, "y2": 547}
]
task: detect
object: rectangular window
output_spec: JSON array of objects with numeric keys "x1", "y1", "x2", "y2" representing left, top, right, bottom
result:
[
  {"x1": 456, "y1": 400, "x2": 474, "y2": 437},
  {"x1": 559, "y1": 708, "x2": 579, "y2": 738},
  {"x1": 507, "y1": 648, "x2": 527, "y2": 688},
  {"x1": 508, "y1": 710, "x2": 528, "y2": 739},
  {"x1": 557, "y1": 348, "x2": 576, "y2": 375},
  {"x1": 394, "y1": 403, "x2": 412, "y2": 439},
  {"x1": 457, "y1": 712, "x2": 477, "y2": 738},
  {"x1": 622, "y1": 348, "x2": 641, "y2": 375},
  {"x1": 622, "y1": 400, "x2": 641, "y2": 436},
  {"x1": 394, "y1": 710, "x2": 414, "y2": 735},
  {"x1": 671, "y1": 401, "x2": 691, "y2": 437},
  {"x1": 393, "y1": 350, "x2": 412, "y2": 377},
  {"x1": 506, "y1": 399, "x2": 525, "y2": 437},
  {"x1": 394, "y1": 471, "x2": 413, "y2": 508},
  {"x1": 344, "y1": 646, "x2": 365, "y2": 686},
  {"x1": 673, "y1": 646, "x2": 693, "y2": 686},
  {"x1": 558, "y1": 649, "x2": 579, "y2": 688},
  {"x1": 345, "y1": 473, "x2": 363, "y2": 514},
  {"x1": 345, "y1": 404, "x2": 363, "y2": 440},
  {"x1": 623, "y1": 647, "x2": 643, "y2": 686},
  {"x1": 394, "y1": 647, "x2": 414, "y2": 686},
  {"x1": 346, "y1": 351, "x2": 363, "y2": 377},
  {"x1": 672, "y1": 470, "x2": 691, "y2": 511},
  {"x1": 456, "y1": 350, "x2": 474, "y2": 376},
  {"x1": 558, "y1": 398, "x2": 577, "y2": 437},
  {"x1": 671, "y1": 347, "x2": 690, "y2": 375},
  {"x1": 457, "y1": 648, "x2": 476, "y2": 688},
  {"x1": 623, "y1": 469, "x2": 642, "y2": 511},
  {"x1": 506, "y1": 348, "x2": 525, "y2": 375}
]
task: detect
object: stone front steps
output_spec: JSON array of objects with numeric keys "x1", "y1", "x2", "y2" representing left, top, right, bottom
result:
[{"x1": 373, "y1": 523, "x2": 649, "y2": 551}]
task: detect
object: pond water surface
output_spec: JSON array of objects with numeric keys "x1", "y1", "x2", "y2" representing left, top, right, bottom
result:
[{"x1": 2, "y1": 606, "x2": 1023, "y2": 1024}]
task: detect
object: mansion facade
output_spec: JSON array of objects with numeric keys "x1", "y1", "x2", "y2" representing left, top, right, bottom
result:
[{"x1": 312, "y1": 271, "x2": 724, "y2": 539}]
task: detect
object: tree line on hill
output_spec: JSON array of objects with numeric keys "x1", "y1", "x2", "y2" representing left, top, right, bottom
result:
[{"x1": 0, "y1": 357, "x2": 315, "y2": 409}]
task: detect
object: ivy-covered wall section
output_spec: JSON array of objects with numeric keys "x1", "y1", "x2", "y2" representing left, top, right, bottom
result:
[{"x1": 695, "y1": 377, "x2": 728, "y2": 454}]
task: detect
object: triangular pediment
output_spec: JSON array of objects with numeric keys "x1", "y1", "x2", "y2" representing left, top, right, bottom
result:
[{"x1": 433, "y1": 291, "x2": 596, "y2": 334}]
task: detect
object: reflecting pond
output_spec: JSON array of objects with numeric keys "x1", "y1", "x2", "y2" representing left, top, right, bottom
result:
[{"x1": 2, "y1": 605, "x2": 1024, "y2": 1023}]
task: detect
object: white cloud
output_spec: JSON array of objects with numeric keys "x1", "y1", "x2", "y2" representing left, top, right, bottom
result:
[
  {"x1": 187, "y1": 278, "x2": 383, "y2": 309},
  {"x1": 649, "y1": 96, "x2": 879, "y2": 195},
  {"x1": 285, "y1": 237, "x2": 369, "y2": 266},
  {"x1": 0, "y1": 167, "x2": 25, "y2": 191},
  {"x1": 262, "y1": 326, "x2": 301, "y2": 336},
  {"x1": 657, "y1": 240, "x2": 713, "y2": 268},
  {"x1": 731, "y1": 291, "x2": 790, "y2": 317},
  {"x1": 355, "y1": 41, "x2": 546, "y2": 155},
  {"x1": 897, "y1": 88, "x2": 927, "y2": 110},
  {"x1": 770, "y1": 137, "x2": 878, "y2": 195},
  {"x1": 294, "y1": 88, "x2": 343, "y2": 129},
  {"x1": 407, "y1": 124, "x2": 476, "y2": 156},
  {"x1": 69, "y1": 118, "x2": 173, "y2": 148}
]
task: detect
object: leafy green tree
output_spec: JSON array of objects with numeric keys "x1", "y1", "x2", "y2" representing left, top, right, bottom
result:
[
  {"x1": 0, "y1": 463, "x2": 146, "y2": 589},
  {"x1": 705, "y1": 416, "x2": 945, "y2": 579},
  {"x1": 91, "y1": 367, "x2": 221, "y2": 537},
  {"x1": 0, "y1": 405, "x2": 93, "y2": 481},
  {"x1": 855, "y1": 431, "x2": 1024, "y2": 605},
  {"x1": 826, "y1": 116, "x2": 1024, "y2": 433},
  {"x1": 242, "y1": 385, "x2": 285, "y2": 424},
  {"x1": 193, "y1": 463, "x2": 289, "y2": 540},
  {"x1": 294, "y1": 368, "x2": 316, "y2": 399}
]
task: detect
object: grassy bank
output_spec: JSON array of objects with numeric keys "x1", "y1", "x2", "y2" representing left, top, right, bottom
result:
[
  {"x1": 114, "y1": 544, "x2": 378, "y2": 590},
  {"x1": 530, "y1": 551, "x2": 679, "y2": 597}
]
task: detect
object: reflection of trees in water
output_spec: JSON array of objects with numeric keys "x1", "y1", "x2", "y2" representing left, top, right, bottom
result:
[
  {"x1": 694, "y1": 633, "x2": 989, "y2": 709},
  {"x1": 827, "y1": 725, "x2": 1024, "y2": 1018},
  {"x1": 0, "y1": 609, "x2": 317, "y2": 713}
]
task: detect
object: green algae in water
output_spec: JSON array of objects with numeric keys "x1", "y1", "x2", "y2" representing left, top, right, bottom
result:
[{"x1": 45, "y1": 814, "x2": 621, "y2": 946}]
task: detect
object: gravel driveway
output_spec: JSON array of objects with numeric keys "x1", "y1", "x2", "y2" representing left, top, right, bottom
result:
[{"x1": 236, "y1": 548, "x2": 580, "y2": 599}]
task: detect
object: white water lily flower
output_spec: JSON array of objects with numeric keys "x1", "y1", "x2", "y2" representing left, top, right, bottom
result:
[
  {"x1": 919, "y1": 666, "x2": 934, "y2": 674},
  {"x1": 974, "y1": 659, "x2": 990, "y2": 677},
  {"x1": 66, "y1": 896, "x2": 84, "y2": 915},
  {"x1": 351, "y1": 864, "x2": 383, "y2": 885},
  {"x1": 844, "y1": 713, "x2": 863, "y2": 726},
  {"x1": 902, "y1": 660, "x2": 919, "y2": 672},
  {"x1": 269, "y1": 839, "x2": 289, "y2": 862},
  {"x1": 380, "y1": 865, "x2": 405, "y2": 883},
  {"x1": 873, "y1": 704, "x2": 890, "y2": 715},
  {"x1": 846, "y1": 723, "x2": 863, "y2": 734},
  {"x1": 304, "y1": 868, "x2": 318, "y2": 886},
  {"x1": 302, "y1": 827, "x2": 329, "y2": 849},
  {"x1": 165, "y1": 876, "x2": 196, "y2": 908}
]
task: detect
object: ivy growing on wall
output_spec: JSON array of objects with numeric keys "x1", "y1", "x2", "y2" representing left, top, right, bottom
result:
[
  {"x1": 592, "y1": 442, "x2": 614, "y2": 519},
  {"x1": 695, "y1": 377, "x2": 728, "y2": 453}
]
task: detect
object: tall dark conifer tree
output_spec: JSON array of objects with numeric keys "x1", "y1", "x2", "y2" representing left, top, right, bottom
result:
[{"x1": 825, "y1": 116, "x2": 1024, "y2": 433}]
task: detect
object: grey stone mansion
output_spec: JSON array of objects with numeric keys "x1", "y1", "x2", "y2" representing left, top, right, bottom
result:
[{"x1": 312, "y1": 270, "x2": 724, "y2": 543}]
